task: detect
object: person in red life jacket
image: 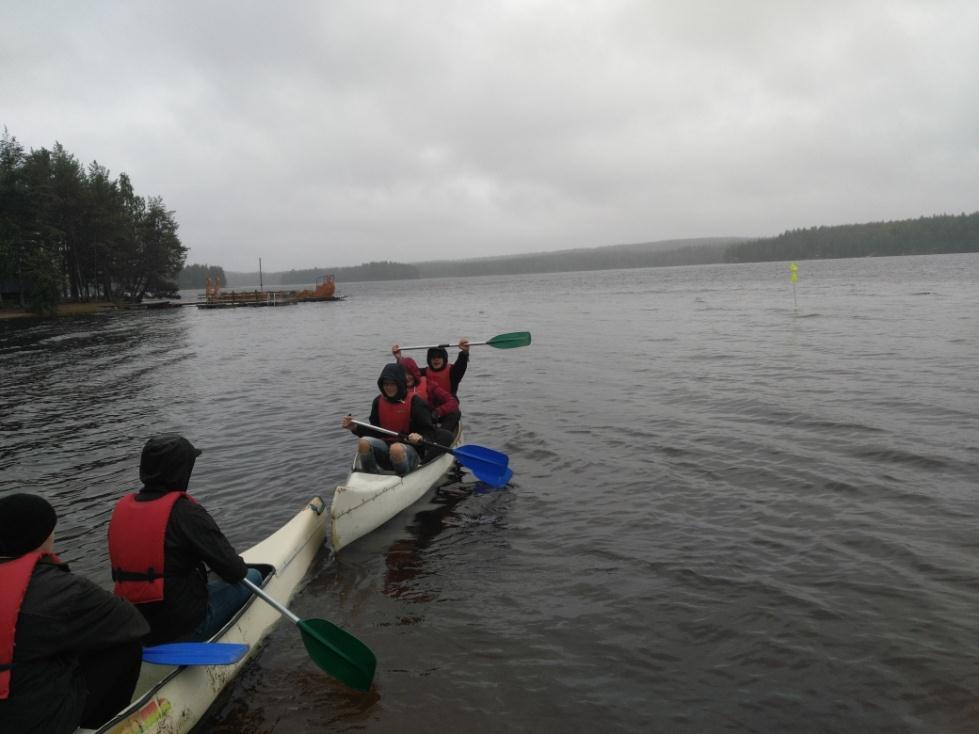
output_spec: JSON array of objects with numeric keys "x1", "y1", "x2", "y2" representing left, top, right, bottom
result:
[
  {"x1": 0, "y1": 493, "x2": 148, "y2": 734},
  {"x1": 340, "y1": 362, "x2": 451, "y2": 475},
  {"x1": 398, "y1": 356, "x2": 462, "y2": 435},
  {"x1": 391, "y1": 338, "x2": 470, "y2": 397},
  {"x1": 107, "y1": 434, "x2": 263, "y2": 646}
]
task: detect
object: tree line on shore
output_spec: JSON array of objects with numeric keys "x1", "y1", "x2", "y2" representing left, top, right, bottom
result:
[
  {"x1": 177, "y1": 263, "x2": 227, "y2": 289},
  {"x1": 0, "y1": 128, "x2": 185, "y2": 313},
  {"x1": 223, "y1": 260, "x2": 419, "y2": 287},
  {"x1": 212, "y1": 212, "x2": 978, "y2": 286},
  {"x1": 724, "y1": 211, "x2": 979, "y2": 262}
]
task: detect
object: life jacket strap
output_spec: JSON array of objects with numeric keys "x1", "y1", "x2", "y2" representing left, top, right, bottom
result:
[{"x1": 111, "y1": 567, "x2": 161, "y2": 582}]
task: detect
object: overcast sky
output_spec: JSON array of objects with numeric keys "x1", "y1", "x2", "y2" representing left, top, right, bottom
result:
[{"x1": 2, "y1": 2, "x2": 977, "y2": 271}]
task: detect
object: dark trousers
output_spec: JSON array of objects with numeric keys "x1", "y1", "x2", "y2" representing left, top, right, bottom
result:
[
  {"x1": 78, "y1": 640, "x2": 143, "y2": 729},
  {"x1": 423, "y1": 427, "x2": 457, "y2": 462},
  {"x1": 437, "y1": 411, "x2": 460, "y2": 434}
]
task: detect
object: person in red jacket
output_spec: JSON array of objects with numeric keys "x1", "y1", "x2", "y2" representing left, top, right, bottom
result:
[
  {"x1": 392, "y1": 338, "x2": 470, "y2": 397},
  {"x1": 398, "y1": 356, "x2": 462, "y2": 434},
  {"x1": 341, "y1": 362, "x2": 448, "y2": 475},
  {"x1": 108, "y1": 434, "x2": 262, "y2": 646},
  {"x1": 0, "y1": 493, "x2": 148, "y2": 734}
]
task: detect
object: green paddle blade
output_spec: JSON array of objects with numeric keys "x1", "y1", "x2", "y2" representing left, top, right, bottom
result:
[
  {"x1": 298, "y1": 617, "x2": 377, "y2": 692},
  {"x1": 485, "y1": 331, "x2": 531, "y2": 349}
]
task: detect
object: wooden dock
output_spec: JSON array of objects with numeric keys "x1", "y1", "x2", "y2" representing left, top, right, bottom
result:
[{"x1": 196, "y1": 290, "x2": 298, "y2": 308}]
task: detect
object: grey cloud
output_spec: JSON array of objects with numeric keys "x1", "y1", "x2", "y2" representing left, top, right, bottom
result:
[{"x1": 2, "y1": 1, "x2": 977, "y2": 270}]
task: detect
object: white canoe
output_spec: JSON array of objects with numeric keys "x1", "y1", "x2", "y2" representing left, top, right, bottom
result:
[
  {"x1": 78, "y1": 495, "x2": 328, "y2": 734},
  {"x1": 329, "y1": 429, "x2": 462, "y2": 552}
]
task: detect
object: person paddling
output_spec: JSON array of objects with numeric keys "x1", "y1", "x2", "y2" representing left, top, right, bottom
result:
[
  {"x1": 107, "y1": 433, "x2": 262, "y2": 646},
  {"x1": 399, "y1": 356, "x2": 461, "y2": 434},
  {"x1": 0, "y1": 493, "x2": 148, "y2": 734},
  {"x1": 392, "y1": 338, "x2": 470, "y2": 397},
  {"x1": 341, "y1": 363, "x2": 450, "y2": 475}
]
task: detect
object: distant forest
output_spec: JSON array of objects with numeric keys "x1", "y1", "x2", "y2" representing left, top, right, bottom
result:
[
  {"x1": 193, "y1": 211, "x2": 979, "y2": 287},
  {"x1": 725, "y1": 211, "x2": 979, "y2": 262}
]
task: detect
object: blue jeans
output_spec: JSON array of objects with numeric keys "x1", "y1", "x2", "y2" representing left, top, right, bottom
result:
[
  {"x1": 359, "y1": 436, "x2": 420, "y2": 475},
  {"x1": 192, "y1": 567, "x2": 263, "y2": 641}
]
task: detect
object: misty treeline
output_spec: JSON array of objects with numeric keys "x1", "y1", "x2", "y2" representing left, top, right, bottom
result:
[
  {"x1": 221, "y1": 260, "x2": 419, "y2": 287},
  {"x1": 414, "y1": 238, "x2": 738, "y2": 278},
  {"x1": 725, "y1": 212, "x2": 979, "y2": 262},
  {"x1": 186, "y1": 213, "x2": 979, "y2": 289},
  {"x1": 0, "y1": 128, "x2": 185, "y2": 312},
  {"x1": 283, "y1": 260, "x2": 419, "y2": 284},
  {"x1": 178, "y1": 263, "x2": 226, "y2": 289},
  {"x1": 216, "y1": 241, "x2": 736, "y2": 286},
  {"x1": 207, "y1": 211, "x2": 979, "y2": 287}
]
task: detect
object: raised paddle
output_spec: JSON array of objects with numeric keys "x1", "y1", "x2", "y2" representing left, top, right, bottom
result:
[
  {"x1": 396, "y1": 331, "x2": 531, "y2": 351},
  {"x1": 348, "y1": 420, "x2": 513, "y2": 488},
  {"x1": 242, "y1": 577, "x2": 376, "y2": 692},
  {"x1": 142, "y1": 642, "x2": 249, "y2": 666}
]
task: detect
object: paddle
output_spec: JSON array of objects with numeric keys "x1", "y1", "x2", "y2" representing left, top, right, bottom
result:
[
  {"x1": 242, "y1": 577, "x2": 376, "y2": 692},
  {"x1": 349, "y1": 420, "x2": 513, "y2": 488},
  {"x1": 397, "y1": 331, "x2": 531, "y2": 351},
  {"x1": 142, "y1": 642, "x2": 249, "y2": 666}
]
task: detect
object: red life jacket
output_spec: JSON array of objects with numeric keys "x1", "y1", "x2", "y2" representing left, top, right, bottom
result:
[
  {"x1": 376, "y1": 397, "x2": 412, "y2": 439},
  {"x1": 426, "y1": 365, "x2": 451, "y2": 394},
  {"x1": 0, "y1": 551, "x2": 60, "y2": 699},
  {"x1": 408, "y1": 376, "x2": 429, "y2": 403},
  {"x1": 108, "y1": 492, "x2": 191, "y2": 604}
]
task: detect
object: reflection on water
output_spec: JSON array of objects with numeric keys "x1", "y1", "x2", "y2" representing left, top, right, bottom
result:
[{"x1": 381, "y1": 470, "x2": 505, "y2": 606}]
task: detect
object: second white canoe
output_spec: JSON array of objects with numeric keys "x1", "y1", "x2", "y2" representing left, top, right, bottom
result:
[{"x1": 329, "y1": 429, "x2": 462, "y2": 552}]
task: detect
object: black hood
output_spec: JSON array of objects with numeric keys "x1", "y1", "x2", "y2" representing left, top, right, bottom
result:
[
  {"x1": 377, "y1": 362, "x2": 408, "y2": 402},
  {"x1": 426, "y1": 346, "x2": 449, "y2": 371},
  {"x1": 140, "y1": 433, "x2": 202, "y2": 492}
]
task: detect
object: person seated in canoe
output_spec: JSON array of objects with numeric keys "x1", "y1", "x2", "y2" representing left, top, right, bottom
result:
[
  {"x1": 341, "y1": 362, "x2": 450, "y2": 475},
  {"x1": 107, "y1": 433, "x2": 263, "y2": 646},
  {"x1": 0, "y1": 493, "x2": 149, "y2": 733},
  {"x1": 398, "y1": 356, "x2": 462, "y2": 435},
  {"x1": 392, "y1": 337, "x2": 470, "y2": 397}
]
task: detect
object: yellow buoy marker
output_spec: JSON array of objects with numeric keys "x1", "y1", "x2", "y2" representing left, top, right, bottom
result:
[{"x1": 789, "y1": 262, "x2": 799, "y2": 310}]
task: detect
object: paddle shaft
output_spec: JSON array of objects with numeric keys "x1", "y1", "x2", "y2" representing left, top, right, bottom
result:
[
  {"x1": 398, "y1": 341, "x2": 479, "y2": 350},
  {"x1": 348, "y1": 419, "x2": 450, "y2": 452},
  {"x1": 243, "y1": 577, "x2": 300, "y2": 624},
  {"x1": 396, "y1": 330, "x2": 530, "y2": 351},
  {"x1": 347, "y1": 420, "x2": 512, "y2": 488}
]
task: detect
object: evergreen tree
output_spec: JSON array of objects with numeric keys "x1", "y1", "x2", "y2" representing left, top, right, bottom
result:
[{"x1": 0, "y1": 127, "x2": 188, "y2": 307}]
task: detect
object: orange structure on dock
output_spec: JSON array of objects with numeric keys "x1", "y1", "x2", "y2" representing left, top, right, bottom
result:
[
  {"x1": 294, "y1": 275, "x2": 337, "y2": 301},
  {"x1": 197, "y1": 274, "x2": 341, "y2": 309}
]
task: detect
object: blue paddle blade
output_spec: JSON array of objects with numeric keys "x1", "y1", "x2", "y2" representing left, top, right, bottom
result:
[
  {"x1": 453, "y1": 444, "x2": 509, "y2": 468},
  {"x1": 464, "y1": 460, "x2": 513, "y2": 488},
  {"x1": 142, "y1": 642, "x2": 249, "y2": 666}
]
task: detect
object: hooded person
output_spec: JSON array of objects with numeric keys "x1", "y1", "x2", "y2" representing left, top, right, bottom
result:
[
  {"x1": 0, "y1": 493, "x2": 149, "y2": 734},
  {"x1": 341, "y1": 363, "x2": 446, "y2": 475},
  {"x1": 391, "y1": 338, "x2": 470, "y2": 397},
  {"x1": 399, "y1": 356, "x2": 462, "y2": 434},
  {"x1": 107, "y1": 433, "x2": 262, "y2": 646}
]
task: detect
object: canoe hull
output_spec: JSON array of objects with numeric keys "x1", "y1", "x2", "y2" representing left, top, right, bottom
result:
[
  {"x1": 80, "y1": 496, "x2": 328, "y2": 734},
  {"x1": 330, "y1": 433, "x2": 461, "y2": 552}
]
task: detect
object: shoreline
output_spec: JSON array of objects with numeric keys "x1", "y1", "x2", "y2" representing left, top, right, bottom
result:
[{"x1": 0, "y1": 302, "x2": 115, "y2": 320}]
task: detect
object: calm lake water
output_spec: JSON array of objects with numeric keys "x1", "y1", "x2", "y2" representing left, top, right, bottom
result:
[{"x1": 1, "y1": 253, "x2": 977, "y2": 732}]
